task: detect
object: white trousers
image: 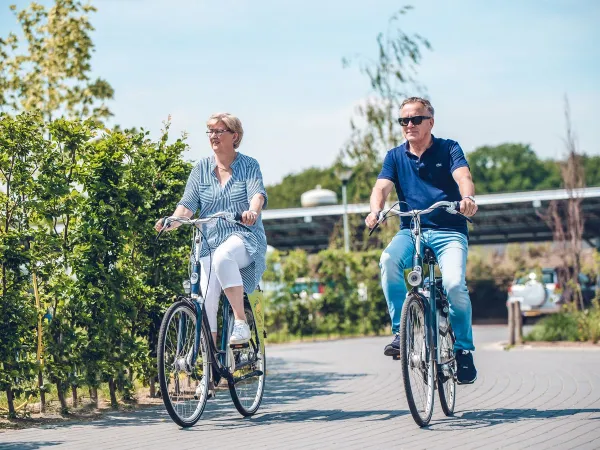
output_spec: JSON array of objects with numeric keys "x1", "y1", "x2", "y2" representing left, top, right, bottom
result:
[{"x1": 200, "y1": 235, "x2": 252, "y2": 332}]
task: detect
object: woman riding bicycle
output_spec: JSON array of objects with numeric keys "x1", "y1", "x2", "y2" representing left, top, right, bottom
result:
[{"x1": 154, "y1": 112, "x2": 268, "y2": 346}]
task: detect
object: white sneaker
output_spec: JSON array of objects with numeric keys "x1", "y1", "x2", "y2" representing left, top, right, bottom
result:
[{"x1": 230, "y1": 320, "x2": 251, "y2": 345}]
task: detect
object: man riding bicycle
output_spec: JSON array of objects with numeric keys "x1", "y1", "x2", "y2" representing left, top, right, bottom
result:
[{"x1": 365, "y1": 97, "x2": 478, "y2": 384}]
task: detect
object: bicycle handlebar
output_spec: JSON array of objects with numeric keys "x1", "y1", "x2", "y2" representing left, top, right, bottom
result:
[
  {"x1": 155, "y1": 211, "x2": 248, "y2": 241},
  {"x1": 368, "y1": 200, "x2": 472, "y2": 236}
]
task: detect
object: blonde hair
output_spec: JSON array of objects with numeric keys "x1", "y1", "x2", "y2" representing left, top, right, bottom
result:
[
  {"x1": 207, "y1": 112, "x2": 244, "y2": 149},
  {"x1": 400, "y1": 97, "x2": 435, "y2": 117}
]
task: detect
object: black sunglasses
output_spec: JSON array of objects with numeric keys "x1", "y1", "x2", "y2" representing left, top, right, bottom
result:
[{"x1": 398, "y1": 116, "x2": 432, "y2": 126}]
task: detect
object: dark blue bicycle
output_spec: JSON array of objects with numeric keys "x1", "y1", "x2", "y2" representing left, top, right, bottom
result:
[
  {"x1": 371, "y1": 200, "x2": 471, "y2": 426},
  {"x1": 156, "y1": 212, "x2": 266, "y2": 427}
]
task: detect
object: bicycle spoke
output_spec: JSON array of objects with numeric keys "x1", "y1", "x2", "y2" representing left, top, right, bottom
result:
[
  {"x1": 228, "y1": 305, "x2": 265, "y2": 416},
  {"x1": 401, "y1": 296, "x2": 435, "y2": 426},
  {"x1": 158, "y1": 302, "x2": 209, "y2": 427},
  {"x1": 438, "y1": 325, "x2": 456, "y2": 416},
  {"x1": 407, "y1": 305, "x2": 428, "y2": 413}
]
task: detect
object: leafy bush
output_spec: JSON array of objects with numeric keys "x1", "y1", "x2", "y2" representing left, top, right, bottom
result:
[
  {"x1": 526, "y1": 300, "x2": 600, "y2": 343},
  {"x1": 525, "y1": 311, "x2": 580, "y2": 342}
]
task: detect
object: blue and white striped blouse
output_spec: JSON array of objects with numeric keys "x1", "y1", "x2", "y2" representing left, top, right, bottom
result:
[{"x1": 177, "y1": 152, "x2": 268, "y2": 294}]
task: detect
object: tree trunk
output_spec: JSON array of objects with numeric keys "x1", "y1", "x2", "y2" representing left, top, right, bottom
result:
[
  {"x1": 149, "y1": 377, "x2": 156, "y2": 398},
  {"x1": 108, "y1": 378, "x2": 118, "y2": 409},
  {"x1": 89, "y1": 386, "x2": 98, "y2": 407},
  {"x1": 6, "y1": 387, "x2": 16, "y2": 418},
  {"x1": 56, "y1": 382, "x2": 68, "y2": 414},
  {"x1": 71, "y1": 385, "x2": 78, "y2": 407},
  {"x1": 38, "y1": 372, "x2": 46, "y2": 413},
  {"x1": 116, "y1": 371, "x2": 124, "y2": 392}
]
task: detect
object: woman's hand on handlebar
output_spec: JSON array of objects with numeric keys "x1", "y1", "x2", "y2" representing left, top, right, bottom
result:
[
  {"x1": 154, "y1": 217, "x2": 180, "y2": 233},
  {"x1": 155, "y1": 206, "x2": 194, "y2": 232},
  {"x1": 154, "y1": 218, "x2": 169, "y2": 233},
  {"x1": 241, "y1": 210, "x2": 259, "y2": 226}
]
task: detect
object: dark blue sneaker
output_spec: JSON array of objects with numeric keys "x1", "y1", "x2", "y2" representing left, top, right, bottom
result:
[
  {"x1": 455, "y1": 350, "x2": 477, "y2": 384},
  {"x1": 384, "y1": 333, "x2": 400, "y2": 356}
]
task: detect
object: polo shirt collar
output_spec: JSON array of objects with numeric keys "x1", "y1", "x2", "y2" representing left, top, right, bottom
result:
[{"x1": 403, "y1": 135, "x2": 436, "y2": 158}]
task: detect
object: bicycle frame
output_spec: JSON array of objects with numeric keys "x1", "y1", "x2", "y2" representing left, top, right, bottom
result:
[
  {"x1": 161, "y1": 213, "x2": 253, "y2": 383},
  {"x1": 374, "y1": 201, "x2": 468, "y2": 367},
  {"x1": 406, "y1": 215, "x2": 440, "y2": 367},
  {"x1": 188, "y1": 226, "x2": 233, "y2": 379},
  {"x1": 157, "y1": 212, "x2": 266, "y2": 425}
]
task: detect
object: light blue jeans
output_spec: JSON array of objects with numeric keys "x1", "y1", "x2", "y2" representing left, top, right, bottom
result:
[{"x1": 379, "y1": 229, "x2": 474, "y2": 351}]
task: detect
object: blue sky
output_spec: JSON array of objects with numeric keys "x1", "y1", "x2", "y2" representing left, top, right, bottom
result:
[{"x1": 1, "y1": 0, "x2": 599, "y2": 185}]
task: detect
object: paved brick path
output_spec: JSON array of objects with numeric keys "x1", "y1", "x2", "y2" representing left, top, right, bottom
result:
[{"x1": 2, "y1": 325, "x2": 600, "y2": 449}]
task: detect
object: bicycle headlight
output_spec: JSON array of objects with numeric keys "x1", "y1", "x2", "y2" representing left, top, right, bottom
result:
[{"x1": 408, "y1": 269, "x2": 422, "y2": 287}]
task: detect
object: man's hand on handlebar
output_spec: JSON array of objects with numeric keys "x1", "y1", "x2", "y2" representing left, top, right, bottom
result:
[
  {"x1": 365, "y1": 211, "x2": 380, "y2": 229},
  {"x1": 459, "y1": 198, "x2": 478, "y2": 217}
]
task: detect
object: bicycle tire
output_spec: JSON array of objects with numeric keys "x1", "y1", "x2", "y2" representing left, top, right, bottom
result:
[
  {"x1": 437, "y1": 325, "x2": 456, "y2": 416},
  {"x1": 400, "y1": 293, "x2": 435, "y2": 427},
  {"x1": 157, "y1": 300, "x2": 210, "y2": 427},
  {"x1": 228, "y1": 301, "x2": 266, "y2": 417}
]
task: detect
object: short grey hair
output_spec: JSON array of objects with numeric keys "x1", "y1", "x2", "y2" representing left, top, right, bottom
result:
[
  {"x1": 207, "y1": 112, "x2": 244, "y2": 149},
  {"x1": 400, "y1": 97, "x2": 435, "y2": 117}
]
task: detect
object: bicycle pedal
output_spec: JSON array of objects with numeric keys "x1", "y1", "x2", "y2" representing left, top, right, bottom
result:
[
  {"x1": 392, "y1": 355, "x2": 401, "y2": 361},
  {"x1": 229, "y1": 342, "x2": 249, "y2": 349}
]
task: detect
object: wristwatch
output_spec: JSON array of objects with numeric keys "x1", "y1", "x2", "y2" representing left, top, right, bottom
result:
[{"x1": 463, "y1": 195, "x2": 476, "y2": 203}]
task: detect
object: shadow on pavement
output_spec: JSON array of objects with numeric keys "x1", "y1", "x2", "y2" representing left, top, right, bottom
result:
[
  {"x1": 261, "y1": 357, "x2": 366, "y2": 406},
  {"x1": 187, "y1": 357, "x2": 407, "y2": 428},
  {"x1": 195, "y1": 408, "x2": 409, "y2": 430},
  {"x1": 5, "y1": 357, "x2": 372, "y2": 432},
  {"x1": 428, "y1": 408, "x2": 600, "y2": 429},
  {"x1": 0, "y1": 442, "x2": 62, "y2": 449}
]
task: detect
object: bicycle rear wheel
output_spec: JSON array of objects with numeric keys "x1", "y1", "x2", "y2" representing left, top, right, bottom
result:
[
  {"x1": 400, "y1": 294, "x2": 435, "y2": 427},
  {"x1": 228, "y1": 302, "x2": 265, "y2": 417},
  {"x1": 438, "y1": 325, "x2": 456, "y2": 416},
  {"x1": 158, "y1": 301, "x2": 210, "y2": 427}
]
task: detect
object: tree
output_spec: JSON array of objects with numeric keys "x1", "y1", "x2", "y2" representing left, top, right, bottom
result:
[
  {"x1": 266, "y1": 167, "x2": 340, "y2": 209},
  {"x1": 582, "y1": 154, "x2": 600, "y2": 187},
  {"x1": 0, "y1": 0, "x2": 113, "y2": 121},
  {"x1": 73, "y1": 129, "x2": 138, "y2": 408},
  {"x1": 0, "y1": 112, "x2": 43, "y2": 416},
  {"x1": 468, "y1": 143, "x2": 561, "y2": 194},
  {"x1": 118, "y1": 120, "x2": 192, "y2": 397},
  {"x1": 340, "y1": 6, "x2": 431, "y2": 198},
  {"x1": 33, "y1": 118, "x2": 96, "y2": 412},
  {"x1": 538, "y1": 98, "x2": 586, "y2": 309}
]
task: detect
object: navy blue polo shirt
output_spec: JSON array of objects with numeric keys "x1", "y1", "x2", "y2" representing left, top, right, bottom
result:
[{"x1": 377, "y1": 135, "x2": 469, "y2": 235}]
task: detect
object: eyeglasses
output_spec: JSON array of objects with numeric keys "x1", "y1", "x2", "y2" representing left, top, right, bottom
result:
[
  {"x1": 206, "y1": 129, "x2": 231, "y2": 137},
  {"x1": 398, "y1": 116, "x2": 432, "y2": 127}
]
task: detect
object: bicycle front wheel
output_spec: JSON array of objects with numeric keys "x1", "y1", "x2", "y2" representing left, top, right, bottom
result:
[
  {"x1": 438, "y1": 325, "x2": 456, "y2": 416},
  {"x1": 157, "y1": 301, "x2": 210, "y2": 427},
  {"x1": 400, "y1": 294, "x2": 435, "y2": 427},
  {"x1": 228, "y1": 302, "x2": 266, "y2": 416}
]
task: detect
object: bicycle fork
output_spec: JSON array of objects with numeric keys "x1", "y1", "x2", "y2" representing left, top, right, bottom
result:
[{"x1": 423, "y1": 261, "x2": 438, "y2": 371}]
